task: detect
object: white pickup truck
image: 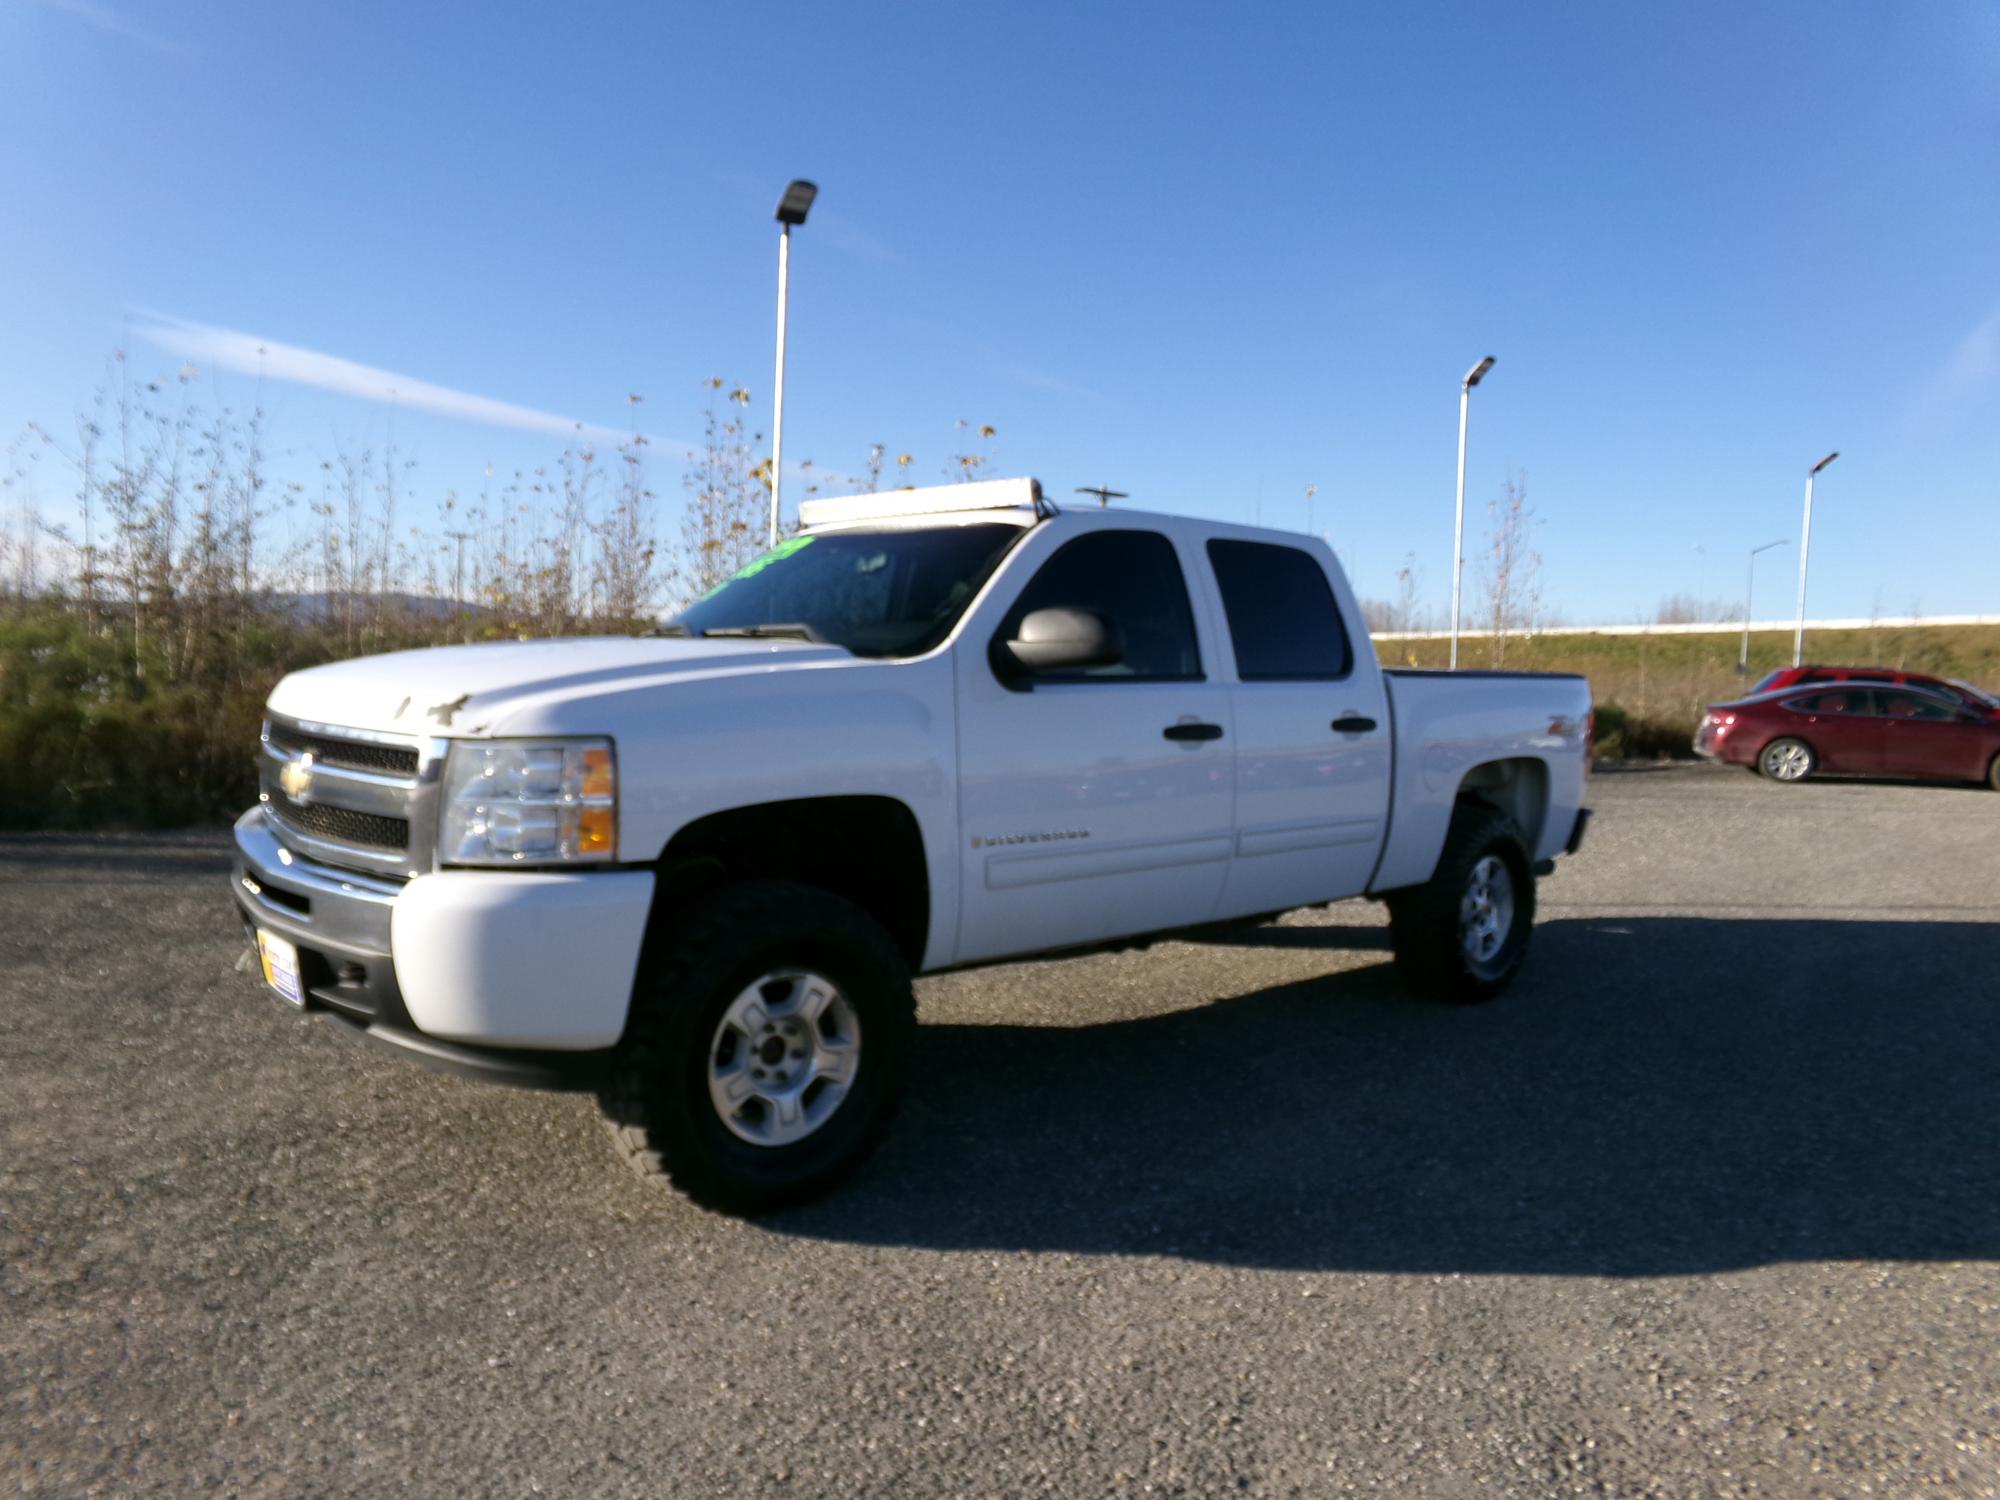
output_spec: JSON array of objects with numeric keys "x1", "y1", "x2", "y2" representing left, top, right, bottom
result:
[{"x1": 232, "y1": 478, "x2": 1591, "y2": 1212}]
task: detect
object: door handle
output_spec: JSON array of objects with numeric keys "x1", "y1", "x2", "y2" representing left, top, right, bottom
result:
[
  {"x1": 1163, "y1": 722, "x2": 1225, "y2": 742},
  {"x1": 1330, "y1": 715, "x2": 1378, "y2": 734}
]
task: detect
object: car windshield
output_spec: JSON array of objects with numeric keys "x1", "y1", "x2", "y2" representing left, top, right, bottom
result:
[
  {"x1": 1949, "y1": 679, "x2": 2000, "y2": 711},
  {"x1": 661, "y1": 523, "x2": 1026, "y2": 657}
]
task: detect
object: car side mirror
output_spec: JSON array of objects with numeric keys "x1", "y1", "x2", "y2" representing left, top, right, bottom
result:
[{"x1": 1000, "y1": 607, "x2": 1124, "y2": 676}]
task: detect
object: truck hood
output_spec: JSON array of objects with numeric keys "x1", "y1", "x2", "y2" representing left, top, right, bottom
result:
[{"x1": 265, "y1": 635, "x2": 851, "y2": 737}]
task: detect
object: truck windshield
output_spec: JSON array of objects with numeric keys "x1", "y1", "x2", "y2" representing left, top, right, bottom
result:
[{"x1": 662, "y1": 523, "x2": 1026, "y2": 657}]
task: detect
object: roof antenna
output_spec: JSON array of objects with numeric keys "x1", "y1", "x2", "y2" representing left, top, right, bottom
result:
[{"x1": 1075, "y1": 485, "x2": 1127, "y2": 508}]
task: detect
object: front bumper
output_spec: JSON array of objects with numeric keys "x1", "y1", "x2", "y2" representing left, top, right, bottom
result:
[{"x1": 230, "y1": 808, "x2": 654, "y2": 1088}]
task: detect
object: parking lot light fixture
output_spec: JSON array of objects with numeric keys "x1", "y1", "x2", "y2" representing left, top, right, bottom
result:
[
  {"x1": 1741, "y1": 538, "x2": 1788, "y2": 675},
  {"x1": 1450, "y1": 357, "x2": 1496, "y2": 670},
  {"x1": 768, "y1": 179, "x2": 818, "y2": 546},
  {"x1": 1792, "y1": 451, "x2": 1839, "y2": 667}
]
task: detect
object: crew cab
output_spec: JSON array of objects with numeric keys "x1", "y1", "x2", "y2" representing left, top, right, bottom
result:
[{"x1": 231, "y1": 479, "x2": 1592, "y2": 1212}]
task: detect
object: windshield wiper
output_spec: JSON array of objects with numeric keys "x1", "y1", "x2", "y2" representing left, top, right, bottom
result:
[
  {"x1": 698, "y1": 622, "x2": 828, "y2": 643},
  {"x1": 650, "y1": 621, "x2": 699, "y2": 637}
]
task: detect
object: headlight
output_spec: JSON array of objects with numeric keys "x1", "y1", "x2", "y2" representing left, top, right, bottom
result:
[{"x1": 439, "y1": 739, "x2": 616, "y2": 865}]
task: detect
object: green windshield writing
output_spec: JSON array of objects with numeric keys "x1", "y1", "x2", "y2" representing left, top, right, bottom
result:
[{"x1": 698, "y1": 533, "x2": 816, "y2": 601}]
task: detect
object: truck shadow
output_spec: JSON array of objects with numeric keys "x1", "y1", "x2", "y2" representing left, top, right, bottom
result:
[{"x1": 777, "y1": 916, "x2": 2000, "y2": 1274}]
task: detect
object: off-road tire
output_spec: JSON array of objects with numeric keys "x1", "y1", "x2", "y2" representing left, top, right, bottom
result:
[
  {"x1": 598, "y1": 880, "x2": 915, "y2": 1215},
  {"x1": 1386, "y1": 802, "x2": 1535, "y2": 1004}
]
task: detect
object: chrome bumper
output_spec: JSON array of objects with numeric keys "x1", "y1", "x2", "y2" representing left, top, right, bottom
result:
[
  {"x1": 229, "y1": 806, "x2": 614, "y2": 1090},
  {"x1": 232, "y1": 806, "x2": 399, "y2": 962}
]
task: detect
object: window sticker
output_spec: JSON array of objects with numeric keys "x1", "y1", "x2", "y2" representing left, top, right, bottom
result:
[{"x1": 699, "y1": 533, "x2": 817, "y2": 599}]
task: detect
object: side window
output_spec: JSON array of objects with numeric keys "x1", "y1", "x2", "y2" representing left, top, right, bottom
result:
[
  {"x1": 999, "y1": 530, "x2": 1201, "y2": 681},
  {"x1": 1205, "y1": 539, "x2": 1353, "y2": 680},
  {"x1": 1787, "y1": 691, "x2": 1858, "y2": 714},
  {"x1": 1877, "y1": 690, "x2": 1953, "y2": 720}
]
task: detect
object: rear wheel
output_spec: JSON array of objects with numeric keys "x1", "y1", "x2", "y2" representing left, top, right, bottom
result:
[
  {"x1": 1759, "y1": 737, "x2": 1816, "y2": 782},
  {"x1": 1387, "y1": 802, "x2": 1535, "y2": 1004},
  {"x1": 1987, "y1": 753, "x2": 2000, "y2": 792},
  {"x1": 598, "y1": 881, "x2": 915, "y2": 1215}
]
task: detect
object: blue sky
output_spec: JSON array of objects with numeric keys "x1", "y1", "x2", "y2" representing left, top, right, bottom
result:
[{"x1": 3, "y1": 0, "x2": 1997, "y2": 622}]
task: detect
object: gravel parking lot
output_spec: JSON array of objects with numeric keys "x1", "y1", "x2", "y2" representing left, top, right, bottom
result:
[{"x1": 4, "y1": 765, "x2": 1998, "y2": 1497}]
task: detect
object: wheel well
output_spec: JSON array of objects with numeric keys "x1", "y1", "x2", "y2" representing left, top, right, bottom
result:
[
  {"x1": 1455, "y1": 758, "x2": 1550, "y2": 852},
  {"x1": 653, "y1": 796, "x2": 929, "y2": 969}
]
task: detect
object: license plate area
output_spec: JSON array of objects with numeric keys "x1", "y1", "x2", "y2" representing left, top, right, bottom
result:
[{"x1": 256, "y1": 929, "x2": 306, "y2": 1009}]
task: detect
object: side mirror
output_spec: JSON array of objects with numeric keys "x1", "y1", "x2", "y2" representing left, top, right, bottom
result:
[{"x1": 1001, "y1": 607, "x2": 1124, "y2": 675}]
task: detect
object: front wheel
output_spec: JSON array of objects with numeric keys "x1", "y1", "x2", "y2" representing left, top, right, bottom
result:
[
  {"x1": 1387, "y1": 803, "x2": 1535, "y2": 1003},
  {"x1": 1759, "y1": 737, "x2": 1816, "y2": 782},
  {"x1": 598, "y1": 881, "x2": 915, "y2": 1215}
]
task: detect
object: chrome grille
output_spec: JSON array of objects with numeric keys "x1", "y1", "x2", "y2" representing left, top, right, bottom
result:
[
  {"x1": 267, "y1": 724, "x2": 420, "y2": 778},
  {"x1": 267, "y1": 792, "x2": 409, "y2": 851},
  {"x1": 258, "y1": 715, "x2": 443, "y2": 879}
]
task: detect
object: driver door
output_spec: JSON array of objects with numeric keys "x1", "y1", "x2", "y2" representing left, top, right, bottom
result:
[
  {"x1": 1874, "y1": 689, "x2": 1988, "y2": 780},
  {"x1": 952, "y1": 527, "x2": 1234, "y2": 964}
]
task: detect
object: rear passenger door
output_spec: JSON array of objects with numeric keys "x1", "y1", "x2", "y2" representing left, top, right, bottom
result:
[
  {"x1": 1204, "y1": 537, "x2": 1391, "y2": 919},
  {"x1": 1781, "y1": 690, "x2": 1881, "y2": 772}
]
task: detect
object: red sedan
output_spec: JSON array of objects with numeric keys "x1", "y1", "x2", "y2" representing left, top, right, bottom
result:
[
  {"x1": 1752, "y1": 664, "x2": 2000, "y2": 717},
  {"x1": 1695, "y1": 683, "x2": 2000, "y2": 788}
]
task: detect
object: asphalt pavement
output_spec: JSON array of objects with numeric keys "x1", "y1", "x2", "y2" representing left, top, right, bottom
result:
[{"x1": 4, "y1": 765, "x2": 1999, "y2": 1497}]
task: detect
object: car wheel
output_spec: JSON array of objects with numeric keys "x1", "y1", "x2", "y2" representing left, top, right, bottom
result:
[
  {"x1": 1387, "y1": 802, "x2": 1535, "y2": 1004},
  {"x1": 1759, "y1": 737, "x2": 1816, "y2": 782},
  {"x1": 1987, "y1": 753, "x2": 2000, "y2": 792},
  {"x1": 598, "y1": 880, "x2": 915, "y2": 1215}
]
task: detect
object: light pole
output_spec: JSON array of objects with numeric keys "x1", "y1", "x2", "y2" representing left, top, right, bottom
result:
[
  {"x1": 1740, "y1": 538, "x2": 1787, "y2": 675},
  {"x1": 1449, "y1": 355, "x2": 1495, "y2": 669},
  {"x1": 768, "y1": 178, "x2": 817, "y2": 547},
  {"x1": 1791, "y1": 450, "x2": 1838, "y2": 666}
]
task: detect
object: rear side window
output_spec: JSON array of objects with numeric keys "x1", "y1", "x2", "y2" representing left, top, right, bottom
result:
[
  {"x1": 1206, "y1": 540, "x2": 1353, "y2": 680},
  {"x1": 1000, "y1": 530, "x2": 1201, "y2": 680}
]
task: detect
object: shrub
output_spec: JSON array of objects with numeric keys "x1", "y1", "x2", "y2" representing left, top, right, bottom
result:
[{"x1": 1590, "y1": 702, "x2": 1694, "y2": 763}]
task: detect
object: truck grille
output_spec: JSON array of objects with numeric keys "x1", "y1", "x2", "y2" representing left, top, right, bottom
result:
[
  {"x1": 269, "y1": 793, "x2": 410, "y2": 851},
  {"x1": 267, "y1": 724, "x2": 420, "y2": 777},
  {"x1": 259, "y1": 715, "x2": 437, "y2": 878}
]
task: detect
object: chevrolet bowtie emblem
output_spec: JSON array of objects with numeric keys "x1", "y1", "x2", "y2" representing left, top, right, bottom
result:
[{"x1": 279, "y1": 752, "x2": 315, "y2": 803}]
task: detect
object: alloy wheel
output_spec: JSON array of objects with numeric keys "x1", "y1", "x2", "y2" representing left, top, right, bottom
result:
[
  {"x1": 1459, "y1": 854, "x2": 1515, "y2": 974},
  {"x1": 707, "y1": 970, "x2": 862, "y2": 1147},
  {"x1": 1764, "y1": 742, "x2": 1812, "y2": 781}
]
